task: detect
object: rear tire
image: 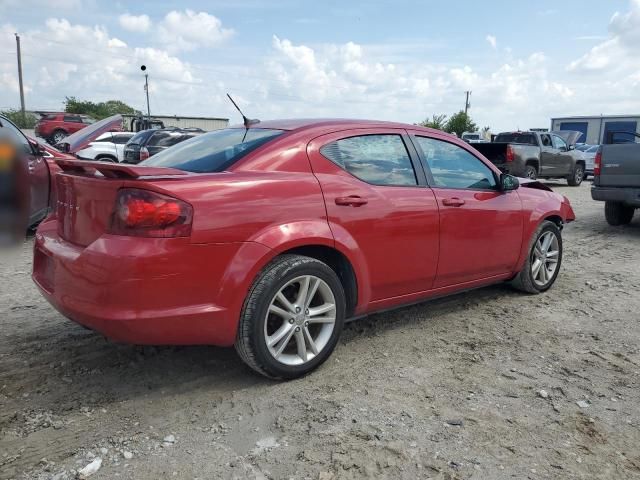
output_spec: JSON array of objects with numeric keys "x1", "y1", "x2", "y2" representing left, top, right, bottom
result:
[
  {"x1": 567, "y1": 163, "x2": 584, "y2": 186},
  {"x1": 525, "y1": 164, "x2": 538, "y2": 180},
  {"x1": 96, "y1": 155, "x2": 117, "y2": 163},
  {"x1": 604, "y1": 201, "x2": 634, "y2": 226},
  {"x1": 511, "y1": 220, "x2": 563, "y2": 294},
  {"x1": 50, "y1": 129, "x2": 68, "y2": 145},
  {"x1": 235, "y1": 254, "x2": 345, "y2": 380}
]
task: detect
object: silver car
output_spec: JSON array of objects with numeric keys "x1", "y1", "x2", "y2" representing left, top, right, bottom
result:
[{"x1": 576, "y1": 144, "x2": 599, "y2": 178}]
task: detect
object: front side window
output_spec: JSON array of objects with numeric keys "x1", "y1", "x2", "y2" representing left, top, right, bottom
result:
[
  {"x1": 320, "y1": 134, "x2": 417, "y2": 186},
  {"x1": 0, "y1": 117, "x2": 32, "y2": 154},
  {"x1": 413, "y1": 136, "x2": 497, "y2": 190},
  {"x1": 63, "y1": 115, "x2": 82, "y2": 123},
  {"x1": 552, "y1": 135, "x2": 567, "y2": 151}
]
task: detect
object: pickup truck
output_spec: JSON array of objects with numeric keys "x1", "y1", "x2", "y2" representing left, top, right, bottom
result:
[
  {"x1": 473, "y1": 131, "x2": 586, "y2": 186},
  {"x1": 591, "y1": 132, "x2": 640, "y2": 225}
]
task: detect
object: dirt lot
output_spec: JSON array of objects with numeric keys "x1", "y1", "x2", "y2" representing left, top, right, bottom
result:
[{"x1": 1, "y1": 182, "x2": 639, "y2": 480}]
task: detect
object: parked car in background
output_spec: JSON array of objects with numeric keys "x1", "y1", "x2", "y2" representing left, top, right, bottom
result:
[
  {"x1": 122, "y1": 127, "x2": 204, "y2": 164},
  {"x1": 473, "y1": 130, "x2": 586, "y2": 185},
  {"x1": 34, "y1": 113, "x2": 99, "y2": 145},
  {"x1": 575, "y1": 144, "x2": 599, "y2": 178},
  {"x1": 591, "y1": 133, "x2": 640, "y2": 225},
  {"x1": 34, "y1": 118, "x2": 575, "y2": 379},
  {"x1": 461, "y1": 131, "x2": 488, "y2": 143},
  {"x1": 75, "y1": 132, "x2": 134, "y2": 162}
]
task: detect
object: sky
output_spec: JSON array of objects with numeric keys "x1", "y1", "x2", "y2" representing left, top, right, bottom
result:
[{"x1": 1, "y1": 0, "x2": 639, "y2": 132}]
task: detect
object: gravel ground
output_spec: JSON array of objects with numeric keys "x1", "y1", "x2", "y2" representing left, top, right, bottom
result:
[{"x1": 1, "y1": 182, "x2": 639, "y2": 480}]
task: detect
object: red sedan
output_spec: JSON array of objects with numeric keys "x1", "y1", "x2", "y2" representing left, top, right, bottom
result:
[{"x1": 33, "y1": 119, "x2": 575, "y2": 379}]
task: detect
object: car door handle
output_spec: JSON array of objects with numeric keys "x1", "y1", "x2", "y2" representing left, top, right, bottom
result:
[
  {"x1": 442, "y1": 197, "x2": 465, "y2": 207},
  {"x1": 335, "y1": 195, "x2": 368, "y2": 207}
]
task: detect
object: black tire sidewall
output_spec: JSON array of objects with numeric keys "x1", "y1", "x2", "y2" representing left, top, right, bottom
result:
[
  {"x1": 525, "y1": 165, "x2": 537, "y2": 179},
  {"x1": 526, "y1": 223, "x2": 563, "y2": 292},
  {"x1": 247, "y1": 258, "x2": 345, "y2": 379}
]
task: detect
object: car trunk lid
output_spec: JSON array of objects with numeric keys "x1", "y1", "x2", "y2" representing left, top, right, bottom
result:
[
  {"x1": 55, "y1": 114, "x2": 123, "y2": 154},
  {"x1": 54, "y1": 159, "x2": 188, "y2": 246}
]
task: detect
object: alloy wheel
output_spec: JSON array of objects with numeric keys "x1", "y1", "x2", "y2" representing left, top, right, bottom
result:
[
  {"x1": 575, "y1": 167, "x2": 584, "y2": 184},
  {"x1": 531, "y1": 231, "x2": 560, "y2": 287},
  {"x1": 264, "y1": 275, "x2": 336, "y2": 366}
]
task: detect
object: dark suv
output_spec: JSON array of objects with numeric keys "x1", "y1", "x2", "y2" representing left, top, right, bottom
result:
[{"x1": 122, "y1": 127, "x2": 204, "y2": 164}]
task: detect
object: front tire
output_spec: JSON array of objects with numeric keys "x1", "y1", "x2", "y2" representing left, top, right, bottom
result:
[
  {"x1": 511, "y1": 220, "x2": 563, "y2": 294},
  {"x1": 604, "y1": 201, "x2": 634, "y2": 226},
  {"x1": 567, "y1": 163, "x2": 584, "y2": 186},
  {"x1": 235, "y1": 254, "x2": 345, "y2": 379}
]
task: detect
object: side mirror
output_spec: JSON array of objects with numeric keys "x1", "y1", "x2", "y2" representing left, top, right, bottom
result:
[
  {"x1": 29, "y1": 138, "x2": 46, "y2": 156},
  {"x1": 500, "y1": 173, "x2": 519, "y2": 191},
  {"x1": 568, "y1": 145, "x2": 575, "y2": 151}
]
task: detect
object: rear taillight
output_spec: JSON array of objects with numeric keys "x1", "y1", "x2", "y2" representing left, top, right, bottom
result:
[
  {"x1": 109, "y1": 188, "x2": 192, "y2": 237},
  {"x1": 594, "y1": 149, "x2": 602, "y2": 176},
  {"x1": 139, "y1": 147, "x2": 150, "y2": 162},
  {"x1": 506, "y1": 145, "x2": 515, "y2": 162}
]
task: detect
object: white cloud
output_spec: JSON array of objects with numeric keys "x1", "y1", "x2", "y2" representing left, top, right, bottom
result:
[
  {"x1": 486, "y1": 35, "x2": 497, "y2": 49},
  {"x1": 0, "y1": 18, "x2": 202, "y2": 113},
  {"x1": 568, "y1": 0, "x2": 640, "y2": 72},
  {"x1": 157, "y1": 10, "x2": 234, "y2": 52},
  {"x1": 119, "y1": 14, "x2": 151, "y2": 33}
]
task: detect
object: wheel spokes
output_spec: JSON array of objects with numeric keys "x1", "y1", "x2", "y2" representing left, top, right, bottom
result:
[
  {"x1": 272, "y1": 326, "x2": 296, "y2": 358},
  {"x1": 294, "y1": 329, "x2": 307, "y2": 362},
  {"x1": 264, "y1": 275, "x2": 337, "y2": 365}
]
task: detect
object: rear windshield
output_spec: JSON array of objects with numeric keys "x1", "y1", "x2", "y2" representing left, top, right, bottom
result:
[
  {"x1": 463, "y1": 134, "x2": 480, "y2": 140},
  {"x1": 494, "y1": 133, "x2": 537, "y2": 145},
  {"x1": 127, "y1": 130, "x2": 154, "y2": 145},
  {"x1": 147, "y1": 131, "x2": 191, "y2": 147},
  {"x1": 142, "y1": 128, "x2": 285, "y2": 172}
]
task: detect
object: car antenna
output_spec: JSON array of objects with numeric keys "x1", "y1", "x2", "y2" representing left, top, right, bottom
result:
[{"x1": 226, "y1": 93, "x2": 260, "y2": 129}]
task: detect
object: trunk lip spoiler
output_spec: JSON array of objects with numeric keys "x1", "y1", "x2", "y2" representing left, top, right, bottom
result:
[{"x1": 55, "y1": 158, "x2": 189, "y2": 179}]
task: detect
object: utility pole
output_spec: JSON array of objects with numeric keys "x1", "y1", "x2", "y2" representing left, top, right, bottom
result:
[
  {"x1": 144, "y1": 74, "x2": 151, "y2": 120},
  {"x1": 464, "y1": 91, "x2": 471, "y2": 116},
  {"x1": 141, "y1": 65, "x2": 150, "y2": 121},
  {"x1": 15, "y1": 33, "x2": 26, "y2": 123}
]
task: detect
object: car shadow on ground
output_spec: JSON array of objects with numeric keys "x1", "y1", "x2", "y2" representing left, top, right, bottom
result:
[{"x1": 11, "y1": 282, "x2": 521, "y2": 413}]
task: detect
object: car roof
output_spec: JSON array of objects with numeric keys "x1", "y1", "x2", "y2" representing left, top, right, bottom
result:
[{"x1": 228, "y1": 118, "x2": 451, "y2": 137}]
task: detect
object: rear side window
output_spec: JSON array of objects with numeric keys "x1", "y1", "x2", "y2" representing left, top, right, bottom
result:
[
  {"x1": 63, "y1": 115, "x2": 82, "y2": 123},
  {"x1": 414, "y1": 136, "x2": 496, "y2": 190},
  {"x1": 142, "y1": 128, "x2": 285, "y2": 173},
  {"x1": 42, "y1": 114, "x2": 58, "y2": 121},
  {"x1": 320, "y1": 134, "x2": 417, "y2": 186}
]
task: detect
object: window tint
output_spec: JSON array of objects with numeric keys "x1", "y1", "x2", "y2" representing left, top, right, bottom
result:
[
  {"x1": 552, "y1": 135, "x2": 567, "y2": 150},
  {"x1": 112, "y1": 134, "x2": 131, "y2": 144},
  {"x1": 143, "y1": 128, "x2": 284, "y2": 173},
  {"x1": 414, "y1": 136, "x2": 497, "y2": 190},
  {"x1": 42, "y1": 114, "x2": 58, "y2": 121},
  {"x1": 320, "y1": 134, "x2": 416, "y2": 186},
  {"x1": 148, "y1": 132, "x2": 187, "y2": 147},
  {"x1": 0, "y1": 117, "x2": 32, "y2": 154},
  {"x1": 494, "y1": 133, "x2": 537, "y2": 145},
  {"x1": 63, "y1": 115, "x2": 82, "y2": 123},
  {"x1": 127, "y1": 130, "x2": 153, "y2": 145},
  {"x1": 540, "y1": 134, "x2": 552, "y2": 147}
]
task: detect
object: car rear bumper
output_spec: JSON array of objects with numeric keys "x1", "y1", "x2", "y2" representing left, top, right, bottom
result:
[
  {"x1": 32, "y1": 219, "x2": 267, "y2": 346},
  {"x1": 591, "y1": 186, "x2": 640, "y2": 207}
]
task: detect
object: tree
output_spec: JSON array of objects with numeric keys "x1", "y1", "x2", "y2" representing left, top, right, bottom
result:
[
  {"x1": 64, "y1": 97, "x2": 140, "y2": 120},
  {"x1": 417, "y1": 114, "x2": 448, "y2": 131},
  {"x1": 0, "y1": 108, "x2": 37, "y2": 129},
  {"x1": 444, "y1": 111, "x2": 477, "y2": 137}
]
